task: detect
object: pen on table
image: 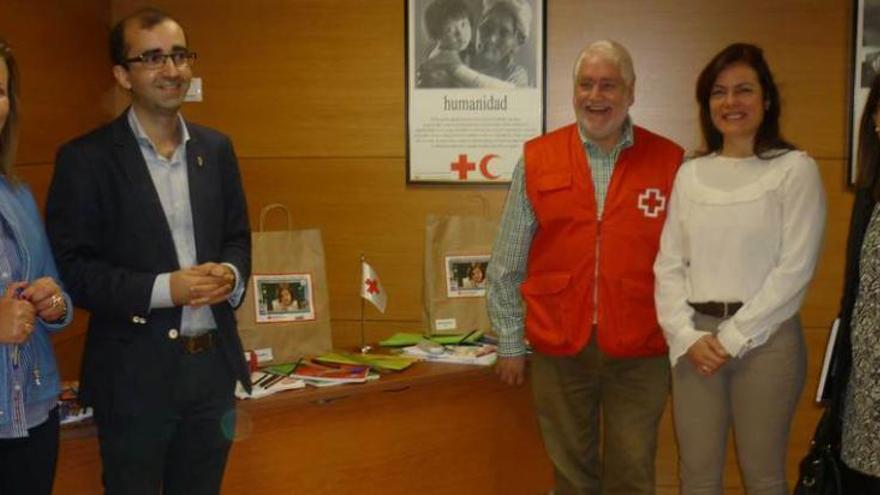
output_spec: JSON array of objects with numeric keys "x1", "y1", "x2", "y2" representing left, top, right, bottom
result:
[
  {"x1": 289, "y1": 357, "x2": 303, "y2": 375},
  {"x1": 457, "y1": 329, "x2": 478, "y2": 345},
  {"x1": 254, "y1": 372, "x2": 274, "y2": 387},
  {"x1": 263, "y1": 357, "x2": 304, "y2": 388},
  {"x1": 263, "y1": 373, "x2": 286, "y2": 389}
]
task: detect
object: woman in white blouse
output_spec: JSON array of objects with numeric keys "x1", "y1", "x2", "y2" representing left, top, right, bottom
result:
[{"x1": 654, "y1": 43, "x2": 826, "y2": 494}]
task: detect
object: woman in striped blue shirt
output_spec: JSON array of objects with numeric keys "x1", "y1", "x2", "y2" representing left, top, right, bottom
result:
[{"x1": 0, "y1": 38, "x2": 72, "y2": 495}]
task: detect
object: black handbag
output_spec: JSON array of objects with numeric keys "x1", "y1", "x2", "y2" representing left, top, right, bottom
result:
[
  {"x1": 793, "y1": 407, "x2": 844, "y2": 494},
  {"x1": 794, "y1": 316, "x2": 852, "y2": 495}
]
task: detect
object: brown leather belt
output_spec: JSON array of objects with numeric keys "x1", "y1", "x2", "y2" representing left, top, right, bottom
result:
[
  {"x1": 179, "y1": 331, "x2": 217, "y2": 354},
  {"x1": 688, "y1": 301, "x2": 743, "y2": 319}
]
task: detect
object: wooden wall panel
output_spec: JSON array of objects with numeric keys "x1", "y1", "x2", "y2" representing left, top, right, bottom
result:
[
  {"x1": 113, "y1": 0, "x2": 405, "y2": 158},
  {"x1": 0, "y1": 0, "x2": 114, "y2": 165},
  {"x1": 801, "y1": 158, "x2": 852, "y2": 327},
  {"x1": 0, "y1": 2, "x2": 109, "y2": 382},
  {"x1": 240, "y1": 157, "x2": 507, "y2": 324},
  {"x1": 104, "y1": 0, "x2": 856, "y2": 334},
  {"x1": 546, "y1": 0, "x2": 851, "y2": 159},
  {"x1": 0, "y1": 0, "x2": 845, "y2": 491},
  {"x1": 107, "y1": 0, "x2": 852, "y2": 161}
]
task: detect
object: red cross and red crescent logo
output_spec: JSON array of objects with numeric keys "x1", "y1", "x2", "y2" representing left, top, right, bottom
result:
[{"x1": 450, "y1": 153, "x2": 500, "y2": 181}]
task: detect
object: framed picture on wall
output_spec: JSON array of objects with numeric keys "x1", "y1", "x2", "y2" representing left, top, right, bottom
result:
[
  {"x1": 850, "y1": 0, "x2": 880, "y2": 184},
  {"x1": 405, "y1": 0, "x2": 546, "y2": 184}
]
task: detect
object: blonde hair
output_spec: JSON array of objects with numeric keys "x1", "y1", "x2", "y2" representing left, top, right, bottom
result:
[{"x1": 0, "y1": 38, "x2": 19, "y2": 180}]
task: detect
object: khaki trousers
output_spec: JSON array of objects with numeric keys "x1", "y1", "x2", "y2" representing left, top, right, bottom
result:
[
  {"x1": 531, "y1": 334, "x2": 670, "y2": 495},
  {"x1": 672, "y1": 313, "x2": 805, "y2": 495}
]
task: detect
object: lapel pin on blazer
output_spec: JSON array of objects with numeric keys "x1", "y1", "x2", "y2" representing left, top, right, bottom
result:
[{"x1": 197, "y1": 156, "x2": 204, "y2": 167}]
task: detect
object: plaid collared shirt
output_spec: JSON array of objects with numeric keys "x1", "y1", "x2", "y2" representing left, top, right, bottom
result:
[
  {"x1": 486, "y1": 120, "x2": 634, "y2": 356},
  {"x1": 580, "y1": 121, "x2": 634, "y2": 217}
]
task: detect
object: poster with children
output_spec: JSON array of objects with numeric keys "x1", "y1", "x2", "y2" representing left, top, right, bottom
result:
[{"x1": 406, "y1": 0, "x2": 545, "y2": 184}]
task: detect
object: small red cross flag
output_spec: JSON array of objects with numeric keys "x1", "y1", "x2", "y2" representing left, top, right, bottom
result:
[{"x1": 361, "y1": 261, "x2": 387, "y2": 313}]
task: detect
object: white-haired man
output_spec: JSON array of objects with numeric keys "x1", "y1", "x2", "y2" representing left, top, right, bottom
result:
[{"x1": 487, "y1": 40, "x2": 683, "y2": 494}]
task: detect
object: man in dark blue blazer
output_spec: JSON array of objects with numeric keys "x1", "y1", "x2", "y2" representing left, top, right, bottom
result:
[{"x1": 46, "y1": 8, "x2": 251, "y2": 494}]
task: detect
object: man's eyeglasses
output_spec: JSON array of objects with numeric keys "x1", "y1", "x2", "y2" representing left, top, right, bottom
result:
[{"x1": 124, "y1": 50, "x2": 197, "y2": 70}]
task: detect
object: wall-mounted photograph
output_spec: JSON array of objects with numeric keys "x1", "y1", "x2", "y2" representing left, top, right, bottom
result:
[{"x1": 406, "y1": 0, "x2": 545, "y2": 183}]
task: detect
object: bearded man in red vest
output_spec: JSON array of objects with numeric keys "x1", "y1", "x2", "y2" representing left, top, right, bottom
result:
[{"x1": 487, "y1": 40, "x2": 684, "y2": 495}]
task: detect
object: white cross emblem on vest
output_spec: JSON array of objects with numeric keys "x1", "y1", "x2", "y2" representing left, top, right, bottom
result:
[{"x1": 637, "y1": 188, "x2": 666, "y2": 218}]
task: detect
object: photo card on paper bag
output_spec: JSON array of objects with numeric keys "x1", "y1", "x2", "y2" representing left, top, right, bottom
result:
[
  {"x1": 254, "y1": 273, "x2": 316, "y2": 323},
  {"x1": 445, "y1": 255, "x2": 489, "y2": 298}
]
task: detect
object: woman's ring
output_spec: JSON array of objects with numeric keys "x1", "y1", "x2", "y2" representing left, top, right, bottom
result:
[{"x1": 50, "y1": 294, "x2": 63, "y2": 308}]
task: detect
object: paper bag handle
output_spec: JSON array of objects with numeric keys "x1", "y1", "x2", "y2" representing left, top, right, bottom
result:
[{"x1": 259, "y1": 203, "x2": 292, "y2": 232}]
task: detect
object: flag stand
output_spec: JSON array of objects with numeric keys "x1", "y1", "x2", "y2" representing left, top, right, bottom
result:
[{"x1": 359, "y1": 254, "x2": 371, "y2": 354}]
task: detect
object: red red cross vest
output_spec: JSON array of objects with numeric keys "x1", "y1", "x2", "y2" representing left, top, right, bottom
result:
[{"x1": 522, "y1": 123, "x2": 683, "y2": 357}]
